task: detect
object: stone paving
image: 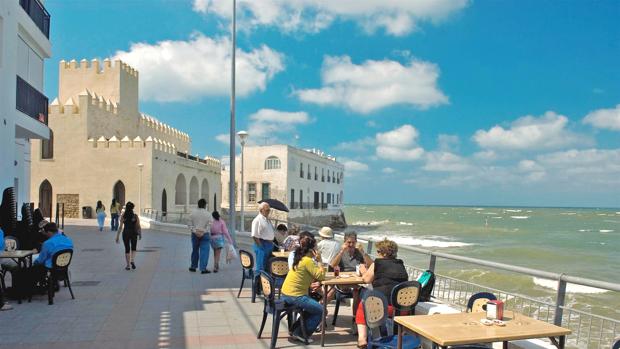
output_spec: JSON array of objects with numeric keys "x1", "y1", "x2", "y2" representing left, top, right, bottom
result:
[{"x1": 0, "y1": 220, "x2": 358, "y2": 349}]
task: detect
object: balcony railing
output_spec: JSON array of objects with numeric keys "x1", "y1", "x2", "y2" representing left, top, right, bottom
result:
[
  {"x1": 19, "y1": 0, "x2": 50, "y2": 38},
  {"x1": 16, "y1": 75, "x2": 48, "y2": 125}
]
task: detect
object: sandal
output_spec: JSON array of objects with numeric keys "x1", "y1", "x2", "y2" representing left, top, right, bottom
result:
[
  {"x1": 125, "y1": 266, "x2": 130, "y2": 270},
  {"x1": 214, "y1": 264, "x2": 219, "y2": 273}
]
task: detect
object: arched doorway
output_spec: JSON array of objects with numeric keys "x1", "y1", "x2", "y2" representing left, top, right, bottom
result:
[
  {"x1": 161, "y1": 189, "x2": 168, "y2": 218},
  {"x1": 175, "y1": 174, "x2": 187, "y2": 206},
  {"x1": 201, "y1": 179, "x2": 209, "y2": 209},
  {"x1": 189, "y1": 176, "x2": 199, "y2": 205},
  {"x1": 39, "y1": 180, "x2": 52, "y2": 218},
  {"x1": 113, "y1": 181, "x2": 126, "y2": 206}
]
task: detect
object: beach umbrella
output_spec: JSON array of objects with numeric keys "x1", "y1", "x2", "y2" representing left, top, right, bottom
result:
[{"x1": 258, "y1": 199, "x2": 289, "y2": 212}]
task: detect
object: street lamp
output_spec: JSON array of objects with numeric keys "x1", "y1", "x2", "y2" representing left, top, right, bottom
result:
[
  {"x1": 237, "y1": 130, "x2": 248, "y2": 231},
  {"x1": 137, "y1": 163, "x2": 143, "y2": 215},
  {"x1": 228, "y1": 0, "x2": 237, "y2": 243}
]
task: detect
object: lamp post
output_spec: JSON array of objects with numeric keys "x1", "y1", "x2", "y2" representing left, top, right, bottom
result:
[
  {"x1": 137, "y1": 163, "x2": 143, "y2": 215},
  {"x1": 237, "y1": 130, "x2": 248, "y2": 231},
  {"x1": 228, "y1": 0, "x2": 238, "y2": 243}
]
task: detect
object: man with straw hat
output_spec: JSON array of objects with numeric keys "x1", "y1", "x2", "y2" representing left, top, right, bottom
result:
[{"x1": 316, "y1": 227, "x2": 340, "y2": 266}]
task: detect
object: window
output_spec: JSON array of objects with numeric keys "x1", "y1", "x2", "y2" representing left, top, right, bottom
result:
[
  {"x1": 41, "y1": 129, "x2": 53, "y2": 159},
  {"x1": 248, "y1": 183, "x2": 256, "y2": 203},
  {"x1": 321, "y1": 168, "x2": 325, "y2": 182},
  {"x1": 17, "y1": 37, "x2": 44, "y2": 90},
  {"x1": 314, "y1": 167, "x2": 318, "y2": 180},
  {"x1": 261, "y1": 183, "x2": 270, "y2": 200},
  {"x1": 300, "y1": 162, "x2": 304, "y2": 178},
  {"x1": 290, "y1": 189, "x2": 295, "y2": 208},
  {"x1": 321, "y1": 192, "x2": 324, "y2": 208},
  {"x1": 307, "y1": 164, "x2": 311, "y2": 179},
  {"x1": 299, "y1": 190, "x2": 303, "y2": 209},
  {"x1": 327, "y1": 193, "x2": 331, "y2": 204},
  {"x1": 327, "y1": 170, "x2": 330, "y2": 182},
  {"x1": 264, "y1": 156, "x2": 281, "y2": 170},
  {"x1": 314, "y1": 192, "x2": 319, "y2": 209}
]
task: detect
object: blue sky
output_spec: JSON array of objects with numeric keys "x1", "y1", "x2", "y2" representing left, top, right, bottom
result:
[{"x1": 44, "y1": 0, "x2": 620, "y2": 207}]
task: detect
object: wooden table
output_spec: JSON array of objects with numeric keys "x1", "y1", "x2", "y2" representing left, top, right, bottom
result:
[
  {"x1": 271, "y1": 251, "x2": 290, "y2": 258},
  {"x1": 320, "y1": 271, "x2": 365, "y2": 346},
  {"x1": 0, "y1": 250, "x2": 36, "y2": 304},
  {"x1": 395, "y1": 311, "x2": 571, "y2": 349}
]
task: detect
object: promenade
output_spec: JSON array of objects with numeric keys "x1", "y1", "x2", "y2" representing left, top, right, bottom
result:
[{"x1": 0, "y1": 220, "x2": 357, "y2": 349}]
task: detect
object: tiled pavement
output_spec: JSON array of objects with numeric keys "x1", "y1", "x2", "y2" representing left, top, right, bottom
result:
[{"x1": 0, "y1": 220, "x2": 358, "y2": 349}]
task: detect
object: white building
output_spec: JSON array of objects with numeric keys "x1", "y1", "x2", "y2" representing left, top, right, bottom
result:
[
  {"x1": 0, "y1": 0, "x2": 51, "y2": 216},
  {"x1": 222, "y1": 144, "x2": 346, "y2": 228}
]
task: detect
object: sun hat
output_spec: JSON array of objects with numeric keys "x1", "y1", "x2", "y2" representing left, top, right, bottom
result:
[
  {"x1": 38, "y1": 219, "x2": 50, "y2": 229},
  {"x1": 318, "y1": 227, "x2": 333, "y2": 239}
]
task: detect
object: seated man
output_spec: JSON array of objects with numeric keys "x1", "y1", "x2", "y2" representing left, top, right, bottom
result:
[
  {"x1": 316, "y1": 227, "x2": 340, "y2": 266},
  {"x1": 330, "y1": 231, "x2": 373, "y2": 272},
  {"x1": 29, "y1": 223, "x2": 74, "y2": 286}
]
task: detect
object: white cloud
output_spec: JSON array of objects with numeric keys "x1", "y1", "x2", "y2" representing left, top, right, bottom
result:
[
  {"x1": 333, "y1": 137, "x2": 375, "y2": 152},
  {"x1": 375, "y1": 124, "x2": 425, "y2": 161},
  {"x1": 215, "y1": 133, "x2": 230, "y2": 144},
  {"x1": 382, "y1": 167, "x2": 396, "y2": 174},
  {"x1": 341, "y1": 159, "x2": 369, "y2": 172},
  {"x1": 423, "y1": 152, "x2": 472, "y2": 172},
  {"x1": 583, "y1": 104, "x2": 620, "y2": 131},
  {"x1": 437, "y1": 134, "x2": 460, "y2": 152},
  {"x1": 246, "y1": 109, "x2": 311, "y2": 144},
  {"x1": 473, "y1": 111, "x2": 587, "y2": 151},
  {"x1": 193, "y1": 0, "x2": 469, "y2": 37},
  {"x1": 295, "y1": 56, "x2": 448, "y2": 114},
  {"x1": 112, "y1": 33, "x2": 284, "y2": 102}
]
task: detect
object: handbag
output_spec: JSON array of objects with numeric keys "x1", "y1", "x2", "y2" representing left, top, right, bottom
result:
[{"x1": 225, "y1": 243, "x2": 237, "y2": 264}]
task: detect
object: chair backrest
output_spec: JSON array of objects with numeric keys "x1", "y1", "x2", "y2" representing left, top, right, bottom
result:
[
  {"x1": 269, "y1": 256, "x2": 289, "y2": 278},
  {"x1": 4, "y1": 236, "x2": 18, "y2": 251},
  {"x1": 612, "y1": 337, "x2": 620, "y2": 349},
  {"x1": 390, "y1": 280, "x2": 421, "y2": 315},
  {"x1": 362, "y1": 290, "x2": 389, "y2": 330},
  {"x1": 239, "y1": 249, "x2": 254, "y2": 270},
  {"x1": 52, "y1": 249, "x2": 73, "y2": 269},
  {"x1": 259, "y1": 271, "x2": 275, "y2": 302},
  {"x1": 467, "y1": 292, "x2": 497, "y2": 313}
]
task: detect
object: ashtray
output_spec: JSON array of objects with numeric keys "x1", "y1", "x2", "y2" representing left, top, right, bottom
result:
[{"x1": 480, "y1": 319, "x2": 493, "y2": 326}]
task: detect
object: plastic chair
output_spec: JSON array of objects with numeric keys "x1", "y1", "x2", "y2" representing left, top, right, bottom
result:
[
  {"x1": 612, "y1": 337, "x2": 620, "y2": 349},
  {"x1": 0, "y1": 236, "x2": 20, "y2": 291},
  {"x1": 362, "y1": 290, "x2": 421, "y2": 349},
  {"x1": 46, "y1": 249, "x2": 75, "y2": 305},
  {"x1": 237, "y1": 249, "x2": 257, "y2": 303},
  {"x1": 4, "y1": 236, "x2": 18, "y2": 251},
  {"x1": 389, "y1": 281, "x2": 421, "y2": 334},
  {"x1": 257, "y1": 271, "x2": 308, "y2": 349},
  {"x1": 332, "y1": 285, "x2": 354, "y2": 325},
  {"x1": 268, "y1": 256, "x2": 289, "y2": 298},
  {"x1": 466, "y1": 292, "x2": 497, "y2": 313}
]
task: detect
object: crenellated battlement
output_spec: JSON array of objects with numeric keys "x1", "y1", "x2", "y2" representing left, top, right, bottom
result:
[
  {"x1": 60, "y1": 58, "x2": 138, "y2": 78},
  {"x1": 140, "y1": 114, "x2": 189, "y2": 142}
]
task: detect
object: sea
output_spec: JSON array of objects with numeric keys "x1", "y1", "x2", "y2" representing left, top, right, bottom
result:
[{"x1": 344, "y1": 204, "x2": 620, "y2": 320}]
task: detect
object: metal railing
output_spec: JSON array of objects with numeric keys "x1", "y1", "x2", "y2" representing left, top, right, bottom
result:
[
  {"x1": 16, "y1": 75, "x2": 48, "y2": 125},
  {"x1": 19, "y1": 0, "x2": 50, "y2": 38}
]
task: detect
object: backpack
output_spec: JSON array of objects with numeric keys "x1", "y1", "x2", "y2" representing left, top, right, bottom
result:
[{"x1": 416, "y1": 270, "x2": 436, "y2": 302}]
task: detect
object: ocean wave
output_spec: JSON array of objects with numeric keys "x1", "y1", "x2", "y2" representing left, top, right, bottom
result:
[
  {"x1": 491, "y1": 216, "x2": 503, "y2": 219},
  {"x1": 365, "y1": 234, "x2": 473, "y2": 248},
  {"x1": 533, "y1": 277, "x2": 609, "y2": 294},
  {"x1": 473, "y1": 208, "x2": 485, "y2": 211},
  {"x1": 352, "y1": 220, "x2": 389, "y2": 226},
  {"x1": 510, "y1": 216, "x2": 529, "y2": 219},
  {"x1": 578, "y1": 229, "x2": 592, "y2": 232},
  {"x1": 505, "y1": 209, "x2": 522, "y2": 212},
  {"x1": 482, "y1": 212, "x2": 498, "y2": 215},
  {"x1": 599, "y1": 229, "x2": 614, "y2": 233},
  {"x1": 398, "y1": 222, "x2": 414, "y2": 226},
  {"x1": 560, "y1": 212, "x2": 577, "y2": 215}
]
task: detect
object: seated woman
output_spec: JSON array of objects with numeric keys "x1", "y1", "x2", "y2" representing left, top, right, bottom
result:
[
  {"x1": 355, "y1": 239, "x2": 408, "y2": 349},
  {"x1": 273, "y1": 224, "x2": 288, "y2": 251},
  {"x1": 281, "y1": 234, "x2": 326, "y2": 343}
]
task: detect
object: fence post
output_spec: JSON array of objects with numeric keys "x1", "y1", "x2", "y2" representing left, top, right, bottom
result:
[
  {"x1": 55, "y1": 202, "x2": 59, "y2": 224},
  {"x1": 61, "y1": 203, "x2": 65, "y2": 229},
  {"x1": 428, "y1": 254, "x2": 437, "y2": 272},
  {"x1": 554, "y1": 275, "x2": 567, "y2": 326},
  {"x1": 366, "y1": 239, "x2": 374, "y2": 255}
]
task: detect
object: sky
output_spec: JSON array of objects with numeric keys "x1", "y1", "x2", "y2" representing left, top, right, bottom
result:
[{"x1": 44, "y1": 0, "x2": 620, "y2": 208}]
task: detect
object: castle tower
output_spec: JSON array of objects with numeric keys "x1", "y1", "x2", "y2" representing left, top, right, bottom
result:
[{"x1": 58, "y1": 58, "x2": 139, "y2": 116}]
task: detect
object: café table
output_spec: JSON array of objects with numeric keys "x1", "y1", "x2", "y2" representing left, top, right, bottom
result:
[
  {"x1": 320, "y1": 271, "x2": 365, "y2": 346},
  {"x1": 271, "y1": 251, "x2": 290, "y2": 258},
  {"x1": 0, "y1": 249, "x2": 37, "y2": 304},
  {"x1": 395, "y1": 311, "x2": 571, "y2": 349}
]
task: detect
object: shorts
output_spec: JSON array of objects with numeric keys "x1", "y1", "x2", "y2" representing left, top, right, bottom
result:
[{"x1": 210, "y1": 235, "x2": 225, "y2": 249}]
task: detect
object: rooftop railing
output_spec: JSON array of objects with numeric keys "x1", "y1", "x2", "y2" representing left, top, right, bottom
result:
[
  {"x1": 16, "y1": 75, "x2": 48, "y2": 125},
  {"x1": 19, "y1": 0, "x2": 50, "y2": 38}
]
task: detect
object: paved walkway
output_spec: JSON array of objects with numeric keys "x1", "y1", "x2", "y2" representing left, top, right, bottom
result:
[{"x1": 0, "y1": 220, "x2": 358, "y2": 349}]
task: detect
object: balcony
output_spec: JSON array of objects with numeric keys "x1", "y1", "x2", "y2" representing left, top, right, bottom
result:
[
  {"x1": 16, "y1": 75, "x2": 48, "y2": 125},
  {"x1": 19, "y1": 0, "x2": 51, "y2": 38}
]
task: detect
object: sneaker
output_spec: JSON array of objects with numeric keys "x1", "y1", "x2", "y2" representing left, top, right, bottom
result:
[
  {"x1": 189, "y1": 268, "x2": 197, "y2": 272},
  {"x1": 1, "y1": 303, "x2": 13, "y2": 311},
  {"x1": 201, "y1": 270, "x2": 211, "y2": 274},
  {"x1": 291, "y1": 334, "x2": 313, "y2": 343},
  {"x1": 131, "y1": 262, "x2": 136, "y2": 270}
]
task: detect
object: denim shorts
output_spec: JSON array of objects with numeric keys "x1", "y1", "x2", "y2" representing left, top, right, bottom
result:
[{"x1": 210, "y1": 235, "x2": 225, "y2": 249}]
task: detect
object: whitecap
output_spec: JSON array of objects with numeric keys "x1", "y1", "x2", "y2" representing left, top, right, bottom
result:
[
  {"x1": 398, "y1": 222, "x2": 414, "y2": 226},
  {"x1": 597, "y1": 213, "x2": 606, "y2": 216},
  {"x1": 560, "y1": 212, "x2": 577, "y2": 215},
  {"x1": 578, "y1": 229, "x2": 592, "y2": 232},
  {"x1": 492, "y1": 216, "x2": 503, "y2": 219},
  {"x1": 533, "y1": 277, "x2": 608, "y2": 294},
  {"x1": 441, "y1": 212, "x2": 448, "y2": 215},
  {"x1": 352, "y1": 220, "x2": 389, "y2": 226},
  {"x1": 473, "y1": 208, "x2": 484, "y2": 211},
  {"x1": 510, "y1": 216, "x2": 529, "y2": 219},
  {"x1": 505, "y1": 209, "x2": 522, "y2": 212},
  {"x1": 599, "y1": 229, "x2": 614, "y2": 233},
  {"x1": 365, "y1": 235, "x2": 473, "y2": 248},
  {"x1": 482, "y1": 212, "x2": 498, "y2": 215}
]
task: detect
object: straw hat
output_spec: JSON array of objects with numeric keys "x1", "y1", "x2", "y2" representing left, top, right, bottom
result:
[
  {"x1": 38, "y1": 219, "x2": 50, "y2": 229},
  {"x1": 318, "y1": 227, "x2": 333, "y2": 239}
]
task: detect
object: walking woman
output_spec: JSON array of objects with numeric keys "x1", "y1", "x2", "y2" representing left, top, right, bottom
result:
[
  {"x1": 210, "y1": 211, "x2": 232, "y2": 273},
  {"x1": 281, "y1": 234, "x2": 326, "y2": 343},
  {"x1": 110, "y1": 198, "x2": 121, "y2": 231},
  {"x1": 115, "y1": 201, "x2": 141, "y2": 270},
  {"x1": 96, "y1": 200, "x2": 106, "y2": 231}
]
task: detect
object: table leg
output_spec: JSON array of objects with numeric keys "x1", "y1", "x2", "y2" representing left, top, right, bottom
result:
[
  {"x1": 503, "y1": 341, "x2": 508, "y2": 349},
  {"x1": 321, "y1": 284, "x2": 327, "y2": 347},
  {"x1": 559, "y1": 335, "x2": 565, "y2": 349},
  {"x1": 397, "y1": 323, "x2": 403, "y2": 349}
]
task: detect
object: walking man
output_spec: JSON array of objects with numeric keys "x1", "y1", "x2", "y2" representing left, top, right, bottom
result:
[
  {"x1": 188, "y1": 198, "x2": 212, "y2": 274},
  {"x1": 251, "y1": 202, "x2": 274, "y2": 274}
]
